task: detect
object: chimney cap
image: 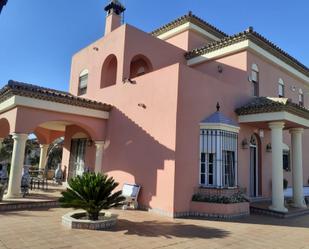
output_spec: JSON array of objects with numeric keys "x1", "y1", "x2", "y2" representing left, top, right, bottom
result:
[{"x1": 104, "y1": 0, "x2": 126, "y2": 15}]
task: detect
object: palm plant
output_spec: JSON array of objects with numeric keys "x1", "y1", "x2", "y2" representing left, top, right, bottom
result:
[{"x1": 59, "y1": 173, "x2": 125, "y2": 221}]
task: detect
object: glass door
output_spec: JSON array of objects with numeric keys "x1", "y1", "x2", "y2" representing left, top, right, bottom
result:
[{"x1": 68, "y1": 139, "x2": 87, "y2": 180}]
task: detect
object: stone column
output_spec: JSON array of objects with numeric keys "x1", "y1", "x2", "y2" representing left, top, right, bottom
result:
[
  {"x1": 94, "y1": 141, "x2": 105, "y2": 174},
  {"x1": 290, "y1": 128, "x2": 307, "y2": 208},
  {"x1": 269, "y1": 122, "x2": 287, "y2": 212},
  {"x1": 0, "y1": 138, "x2": 3, "y2": 161},
  {"x1": 38, "y1": 144, "x2": 49, "y2": 170},
  {"x1": 4, "y1": 133, "x2": 28, "y2": 199}
]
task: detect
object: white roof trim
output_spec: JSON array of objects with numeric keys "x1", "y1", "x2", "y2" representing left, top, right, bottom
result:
[
  {"x1": 187, "y1": 39, "x2": 309, "y2": 84},
  {"x1": 157, "y1": 22, "x2": 221, "y2": 42},
  {"x1": 0, "y1": 95, "x2": 109, "y2": 119},
  {"x1": 238, "y1": 111, "x2": 309, "y2": 128}
]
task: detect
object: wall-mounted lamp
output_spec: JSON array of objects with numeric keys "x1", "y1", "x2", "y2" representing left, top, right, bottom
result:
[
  {"x1": 217, "y1": 65, "x2": 223, "y2": 73},
  {"x1": 290, "y1": 86, "x2": 296, "y2": 92},
  {"x1": 241, "y1": 138, "x2": 249, "y2": 149},
  {"x1": 259, "y1": 129, "x2": 264, "y2": 138},
  {"x1": 266, "y1": 143, "x2": 272, "y2": 152},
  {"x1": 138, "y1": 103, "x2": 146, "y2": 109},
  {"x1": 123, "y1": 78, "x2": 136, "y2": 84}
]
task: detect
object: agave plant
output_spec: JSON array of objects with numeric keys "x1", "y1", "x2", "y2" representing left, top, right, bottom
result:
[{"x1": 59, "y1": 173, "x2": 125, "y2": 221}]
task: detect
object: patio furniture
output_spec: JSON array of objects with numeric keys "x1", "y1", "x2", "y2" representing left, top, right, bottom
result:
[
  {"x1": 53, "y1": 164, "x2": 63, "y2": 185},
  {"x1": 122, "y1": 183, "x2": 141, "y2": 209},
  {"x1": 30, "y1": 169, "x2": 48, "y2": 190},
  {"x1": 21, "y1": 165, "x2": 31, "y2": 197}
]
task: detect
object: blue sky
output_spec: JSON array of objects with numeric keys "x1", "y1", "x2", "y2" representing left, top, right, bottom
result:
[{"x1": 0, "y1": 0, "x2": 308, "y2": 91}]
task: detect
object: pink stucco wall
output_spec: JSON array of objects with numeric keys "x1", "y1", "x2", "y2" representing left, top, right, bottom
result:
[
  {"x1": 165, "y1": 30, "x2": 215, "y2": 51},
  {"x1": 67, "y1": 19, "x2": 309, "y2": 215}
]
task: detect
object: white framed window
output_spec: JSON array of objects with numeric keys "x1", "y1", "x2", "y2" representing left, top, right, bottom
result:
[
  {"x1": 78, "y1": 69, "x2": 88, "y2": 95},
  {"x1": 251, "y1": 64, "x2": 259, "y2": 97},
  {"x1": 200, "y1": 129, "x2": 238, "y2": 188},
  {"x1": 278, "y1": 78, "x2": 285, "y2": 98},
  {"x1": 299, "y1": 89, "x2": 304, "y2": 106}
]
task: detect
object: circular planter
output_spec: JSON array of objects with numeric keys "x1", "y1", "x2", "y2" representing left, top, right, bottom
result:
[{"x1": 62, "y1": 210, "x2": 118, "y2": 230}]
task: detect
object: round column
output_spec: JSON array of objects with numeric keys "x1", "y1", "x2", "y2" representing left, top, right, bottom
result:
[
  {"x1": 38, "y1": 144, "x2": 49, "y2": 170},
  {"x1": 94, "y1": 141, "x2": 105, "y2": 174},
  {"x1": 4, "y1": 133, "x2": 28, "y2": 199},
  {"x1": 269, "y1": 122, "x2": 287, "y2": 212},
  {"x1": 290, "y1": 128, "x2": 307, "y2": 208}
]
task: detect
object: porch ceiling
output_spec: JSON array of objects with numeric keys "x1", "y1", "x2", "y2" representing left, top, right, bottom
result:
[{"x1": 235, "y1": 97, "x2": 309, "y2": 129}]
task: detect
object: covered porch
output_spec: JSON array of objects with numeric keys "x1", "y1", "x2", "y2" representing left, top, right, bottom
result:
[
  {"x1": 236, "y1": 97, "x2": 309, "y2": 213},
  {"x1": 0, "y1": 80, "x2": 111, "y2": 199}
]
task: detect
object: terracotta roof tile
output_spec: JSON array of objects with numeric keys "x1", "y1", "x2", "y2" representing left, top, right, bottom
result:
[
  {"x1": 235, "y1": 97, "x2": 309, "y2": 119},
  {"x1": 0, "y1": 80, "x2": 112, "y2": 112},
  {"x1": 185, "y1": 28, "x2": 309, "y2": 77},
  {"x1": 151, "y1": 11, "x2": 228, "y2": 39}
]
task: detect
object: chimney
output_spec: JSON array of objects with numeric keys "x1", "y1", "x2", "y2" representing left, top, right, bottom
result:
[{"x1": 104, "y1": 0, "x2": 126, "y2": 35}]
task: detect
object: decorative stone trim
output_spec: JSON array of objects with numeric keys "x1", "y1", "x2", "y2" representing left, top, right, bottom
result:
[
  {"x1": 0, "y1": 200, "x2": 59, "y2": 212},
  {"x1": 189, "y1": 201, "x2": 250, "y2": 218},
  {"x1": 62, "y1": 211, "x2": 118, "y2": 230}
]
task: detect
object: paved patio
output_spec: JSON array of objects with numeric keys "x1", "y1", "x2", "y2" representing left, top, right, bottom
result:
[{"x1": 0, "y1": 208, "x2": 309, "y2": 249}]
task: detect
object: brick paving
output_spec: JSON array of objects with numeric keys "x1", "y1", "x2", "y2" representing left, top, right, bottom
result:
[{"x1": 0, "y1": 208, "x2": 309, "y2": 249}]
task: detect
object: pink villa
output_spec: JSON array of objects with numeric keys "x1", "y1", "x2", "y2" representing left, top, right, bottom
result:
[{"x1": 0, "y1": 1, "x2": 309, "y2": 217}]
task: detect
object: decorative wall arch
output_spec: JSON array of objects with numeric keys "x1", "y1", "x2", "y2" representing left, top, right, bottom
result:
[
  {"x1": 129, "y1": 54, "x2": 153, "y2": 78},
  {"x1": 0, "y1": 118, "x2": 10, "y2": 138},
  {"x1": 101, "y1": 54, "x2": 118, "y2": 88}
]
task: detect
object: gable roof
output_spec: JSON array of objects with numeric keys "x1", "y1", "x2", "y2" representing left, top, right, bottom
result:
[
  {"x1": 235, "y1": 97, "x2": 309, "y2": 119},
  {"x1": 185, "y1": 28, "x2": 309, "y2": 77},
  {"x1": 151, "y1": 11, "x2": 228, "y2": 39},
  {"x1": 0, "y1": 80, "x2": 112, "y2": 111}
]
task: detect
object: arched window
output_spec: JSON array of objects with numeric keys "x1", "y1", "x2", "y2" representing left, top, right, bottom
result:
[
  {"x1": 278, "y1": 78, "x2": 285, "y2": 98},
  {"x1": 78, "y1": 69, "x2": 88, "y2": 95},
  {"x1": 299, "y1": 89, "x2": 304, "y2": 106},
  {"x1": 251, "y1": 64, "x2": 259, "y2": 97},
  {"x1": 101, "y1": 54, "x2": 117, "y2": 88},
  {"x1": 130, "y1": 55, "x2": 153, "y2": 79}
]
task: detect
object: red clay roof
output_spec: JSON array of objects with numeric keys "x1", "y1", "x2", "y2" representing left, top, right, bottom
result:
[{"x1": 0, "y1": 80, "x2": 112, "y2": 112}]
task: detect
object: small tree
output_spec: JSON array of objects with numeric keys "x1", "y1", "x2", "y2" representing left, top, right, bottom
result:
[{"x1": 59, "y1": 173, "x2": 125, "y2": 221}]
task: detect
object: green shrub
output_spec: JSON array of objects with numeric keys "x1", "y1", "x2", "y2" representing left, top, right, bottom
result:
[
  {"x1": 59, "y1": 173, "x2": 125, "y2": 221},
  {"x1": 192, "y1": 191, "x2": 248, "y2": 204}
]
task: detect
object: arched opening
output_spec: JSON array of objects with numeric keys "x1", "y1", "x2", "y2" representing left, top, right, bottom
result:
[
  {"x1": 101, "y1": 54, "x2": 118, "y2": 88},
  {"x1": 130, "y1": 54, "x2": 153, "y2": 79},
  {"x1": 249, "y1": 133, "x2": 262, "y2": 197},
  {"x1": 0, "y1": 118, "x2": 10, "y2": 139}
]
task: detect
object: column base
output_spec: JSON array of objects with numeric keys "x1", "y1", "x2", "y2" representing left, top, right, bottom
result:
[
  {"x1": 269, "y1": 205, "x2": 288, "y2": 213},
  {"x1": 4, "y1": 193, "x2": 22, "y2": 199},
  {"x1": 292, "y1": 201, "x2": 307, "y2": 209}
]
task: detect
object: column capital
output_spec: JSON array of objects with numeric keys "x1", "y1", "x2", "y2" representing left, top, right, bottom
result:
[
  {"x1": 39, "y1": 144, "x2": 50, "y2": 149},
  {"x1": 11, "y1": 133, "x2": 28, "y2": 141},
  {"x1": 95, "y1": 141, "x2": 105, "y2": 148},
  {"x1": 269, "y1": 121, "x2": 285, "y2": 130},
  {"x1": 289, "y1": 128, "x2": 304, "y2": 134}
]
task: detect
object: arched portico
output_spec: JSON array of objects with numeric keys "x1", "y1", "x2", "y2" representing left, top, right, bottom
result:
[
  {"x1": 0, "y1": 80, "x2": 111, "y2": 198},
  {"x1": 236, "y1": 97, "x2": 309, "y2": 212}
]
